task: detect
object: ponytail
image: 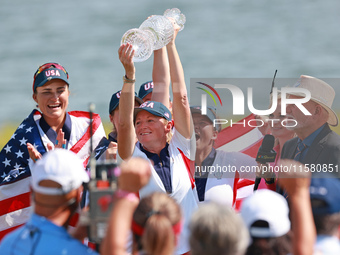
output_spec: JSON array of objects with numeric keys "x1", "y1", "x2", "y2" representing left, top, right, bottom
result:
[
  {"x1": 132, "y1": 192, "x2": 182, "y2": 255},
  {"x1": 142, "y1": 214, "x2": 175, "y2": 255}
]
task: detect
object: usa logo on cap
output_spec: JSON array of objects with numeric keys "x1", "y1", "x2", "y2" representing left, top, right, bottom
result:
[{"x1": 45, "y1": 69, "x2": 61, "y2": 77}]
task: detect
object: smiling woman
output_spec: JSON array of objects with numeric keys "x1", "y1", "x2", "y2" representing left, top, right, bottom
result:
[
  {"x1": 115, "y1": 19, "x2": 198, "y2": 255},
  {"x1": 0, "y1": 62, "x2": 106, "y2": 240},
  {"x1": 33, "y1": 80, "x2": 70, "y2": 130}
]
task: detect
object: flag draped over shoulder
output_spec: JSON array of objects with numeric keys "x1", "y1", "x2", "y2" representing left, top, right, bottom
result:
[
  {"x1": 0, "y1": 109, "x2": 105, "y2": 240},
  {"x1": 214, "y1": 114, "x2": 264, "y2": 211}
]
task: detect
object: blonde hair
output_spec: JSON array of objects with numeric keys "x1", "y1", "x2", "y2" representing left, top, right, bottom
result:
[
  {"x1": 133, "y1": 192, "x2": 182, "y2": 255},
  {"x1": 189, "y1": 202, "x2": 249, "y2": 255},
  {"x1": 159, "y1": 118, "x2": 173, "y2": 143}
]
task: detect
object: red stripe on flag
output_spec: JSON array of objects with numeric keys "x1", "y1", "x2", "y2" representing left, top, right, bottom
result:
[
  {"x1": 68, "y1": 111, "x2": 92, "y2": 118},
  {"x1": 178, "y1": 148, "x2": 195, "y2": 190},
  {"x1": 240, "y1": 138, "x2": 263, "y2": 158},
  {"x1": 0, "y1": 192, "x2": 31, "y2": 217},
  {"x1": 69, "y1": 212, "x2": 80, "y2": 227},
  {"x1": 236, "y1": 179, "x2": 255, "y2": 189},
  {"x1": 232, "y1": 172, "x2": 240, "y2": 206},
  {"x1": 69, "y1": 111, "x2": 102, "y2": 167},
  {"x1": 214, "y1": 114, "x2": 257, "y2": 148},
  {"x1": 234, "y1": 200, "x2": 243, "y2": 212},
  {"x1": 0, "y1": 224, "x2": 24, "y2": 240}
]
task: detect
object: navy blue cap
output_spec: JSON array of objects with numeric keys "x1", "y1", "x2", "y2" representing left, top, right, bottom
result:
[
  {"x1": 109, "y1": 90, "x2": 143, "y2": 114},
  {"x1": 310, "y1": 177, "x2": 340, "y2": 215},
  {"x1": 190, "y1": 106, "x2": 220, "y2": 131},
  {"x1": 138, "y1": 81, "x2": 154, "y2": 99},
  {"x1": 134, "y1": 101, "x2": 172, "y2": 122},
  {"x1": 33, "y1": 63, "x2": 69, "y2": 92}
]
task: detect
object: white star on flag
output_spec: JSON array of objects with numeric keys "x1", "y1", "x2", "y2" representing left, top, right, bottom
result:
[
  {"x1": 95, "y1": 146, "x2": 106, "y2": 158},
  {"x1": 19, "y1": 137, "x2": 28, "y2": 146},
  {"x1": 18, "y1": 124, "x2": 25, "y2": 129},
  {"x1": 13, "y1": 163, "x2": 21, "y2": 170},
  {"x1": 1, "y1": 172, "x2": 7, "y2": 179},
  {"x1": 3, "y1": 175, "x2": 11, "y2": 182},
  {"x1": 11, "y1": 133, "x2": 17, "y2": 140},
  {"x1": 3, "y1": 158, "x2": 11, "y2": 167},
  {"x1": 33, "y1": 143, "x2": 39, "y2": 150},
  {"x1": 26, "y1": 127, "x2": 33, "y2": 133},
  {"x1": 15, "y1": 150, "x2": 24, "y2": 158},
  {"x1": 4, "y1": 144, "x2": 12, "y2": 153}
]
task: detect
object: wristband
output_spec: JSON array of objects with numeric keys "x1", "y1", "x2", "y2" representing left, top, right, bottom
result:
[
  {"x1": 123, "y1": 75, "x2": 136, "y2": 83},
  {"x1": 115, "y1": 189, "x2": 139, "y2": 202}
]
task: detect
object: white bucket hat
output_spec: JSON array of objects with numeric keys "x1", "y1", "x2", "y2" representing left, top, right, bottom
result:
[
  {"x1": 240, "y1": 190, "x2": 291, "y2": 238},
  {"x1": 289, "y1": 75, "x2": 338, "y2": 126},
  {"x1": 31, "y1": 149, "x2": 89, "y2": 195}
]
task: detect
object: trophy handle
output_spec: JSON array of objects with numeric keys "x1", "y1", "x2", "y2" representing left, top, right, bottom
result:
[{"x1": 163, "y1": 8, "x2": 186, "y2": 31}]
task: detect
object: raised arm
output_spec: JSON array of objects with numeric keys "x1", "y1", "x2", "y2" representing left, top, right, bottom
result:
[
  {"x1": 166, "y1": 21, "x2": 193, "y2": 139},
  {"x1": 117, "y1": 43, "x2": 136, "y2": 160},
  {"x1": 100, "y1": 158, "x2": 151, "y2": 255},
  {"x1": 278, "y1": 159, "x2": 316, "y2": 255},
  {"x1": 151, "y1": 47, "x2": 171, "y2": 109}
]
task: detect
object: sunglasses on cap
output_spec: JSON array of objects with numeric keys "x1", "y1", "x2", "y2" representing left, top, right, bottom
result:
[{"x1": 33, "y1": 62, "x2": 69, "y2": 90}]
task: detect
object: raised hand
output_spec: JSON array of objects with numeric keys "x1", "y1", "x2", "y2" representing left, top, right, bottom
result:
[
  {"x1": 27, "y1": 143, "x2": 42, "y2": 162},
  {"x1": 54, "y1": 129, "x2": 67, "y2": 149},
  {"x1": 118, "y1": 43, "x2": 135, "y2": 80}
]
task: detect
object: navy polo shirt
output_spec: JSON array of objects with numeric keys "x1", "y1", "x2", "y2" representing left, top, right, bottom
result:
[
  {"x1": 139, "y1": 142, "x2": 172, "y2": 194},
  {"x1": 195, "y1": 148, "x2": 217, "y2": 202},
  {"x1": 39, "y1": 113, "x2": 71, "y2": 148}
]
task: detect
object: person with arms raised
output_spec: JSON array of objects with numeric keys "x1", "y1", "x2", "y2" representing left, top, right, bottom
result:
[{"x1": 117, "y1": 20, "x2": 197, "y2": 255}]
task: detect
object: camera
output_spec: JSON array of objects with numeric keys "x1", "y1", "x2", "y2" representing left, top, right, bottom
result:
[{"x1": 88, "y1": 160, "x2": 118, "y2": 243}]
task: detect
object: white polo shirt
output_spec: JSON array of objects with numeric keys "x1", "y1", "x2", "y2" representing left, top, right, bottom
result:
[
  {"x1": 128, "y1": 128, "x2": 198, "y2": 255},
  {"x1": 194, "y1": 150, "x2": 256, "y2": 207}
]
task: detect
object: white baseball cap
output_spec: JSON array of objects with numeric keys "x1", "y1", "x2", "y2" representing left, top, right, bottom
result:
[
  {"x1": 31, "y1": 149, "x2": 89, "y2": 195},
  {"x1": 240, "y1": 190, "x2": 291, "y2": 238}
]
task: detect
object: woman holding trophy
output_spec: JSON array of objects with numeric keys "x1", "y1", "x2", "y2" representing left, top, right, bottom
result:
[{"x1": 116, "y1": 12, "x2": 197, "y2": 255}]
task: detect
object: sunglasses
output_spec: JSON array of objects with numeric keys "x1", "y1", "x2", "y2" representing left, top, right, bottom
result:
[{"x1": 34, "y1": 62, "x2": 69, "y2": 79}]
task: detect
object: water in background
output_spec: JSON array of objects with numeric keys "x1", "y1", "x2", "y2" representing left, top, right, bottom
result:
[{"x1": 1, "y1": 0, "x2": 340, "y2": 128}]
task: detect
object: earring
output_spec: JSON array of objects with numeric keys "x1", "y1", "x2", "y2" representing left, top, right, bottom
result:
[{"x1": 36, "y1": 104, "x2": 39, "y2": 108}]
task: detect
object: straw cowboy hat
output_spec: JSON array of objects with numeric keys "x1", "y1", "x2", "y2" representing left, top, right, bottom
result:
[{"x1": 288, "y1": 75, "x2": 338, "y2": 127}]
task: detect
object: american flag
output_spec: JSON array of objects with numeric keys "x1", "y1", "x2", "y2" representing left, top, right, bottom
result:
[
  {"x1": 213, "y1": 114, "x2": 264, "y2": 211},
  {"x1": 0, "y1": 109, "x2": 105, "y2": 240}
]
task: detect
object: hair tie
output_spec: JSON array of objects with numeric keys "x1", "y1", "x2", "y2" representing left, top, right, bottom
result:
[
  {"x1": 146, "y1": 210, "x2": 161, "y2": 219},
  {"x1": 131, "y1": 218, "x2": 182, "y2": 237}
]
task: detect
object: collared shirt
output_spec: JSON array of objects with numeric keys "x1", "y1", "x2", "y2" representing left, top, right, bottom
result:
[
  {"x1": 139, "y1": 143, "x2": 172, "y2": 193},
  {"x1": 297, "y1": 124, "x2": 325, "y2": 161},
  {"x1": 0, "y1": 213, "x2": 98, "y2": 255},
  {"x1": 128, "y1": 129, "x2": 197, "y2": 254},
  {"x1": 195, "y1": 148, "x2": 217, "y2": 202},
  {"x1": 39, "y1": 112, "x2": 72, "y2": 148}
]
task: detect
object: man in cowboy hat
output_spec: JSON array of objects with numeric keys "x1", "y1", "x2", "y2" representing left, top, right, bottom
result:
[{"x1": 281, "y1": 75, "x2": 340, "y2": 177}]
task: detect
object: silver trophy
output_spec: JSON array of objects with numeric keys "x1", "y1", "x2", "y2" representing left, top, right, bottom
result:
[{"x1": 121, "y1": 8, "x2": 186, "y2": 62}]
